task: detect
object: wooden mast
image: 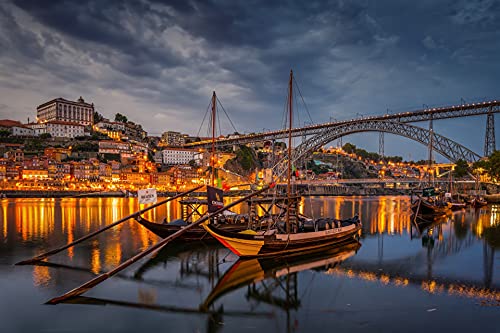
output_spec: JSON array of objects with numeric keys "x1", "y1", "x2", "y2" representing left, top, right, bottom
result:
[
  {"x1": 211, "y1": 91, "x2": 216, "y2": 187},
  {"x1": 286, "y1": 70, "x2": 293, "y2": 234}
]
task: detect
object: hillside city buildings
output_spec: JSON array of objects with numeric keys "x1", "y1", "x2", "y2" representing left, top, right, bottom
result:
[{"x1": 0, "y1": 95, "x2": 432, "y2": 194}]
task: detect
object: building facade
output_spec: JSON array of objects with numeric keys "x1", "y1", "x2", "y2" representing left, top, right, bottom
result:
[
  {"x1": 161, "y1": 131, "x2": 185, "y2": 146},
  {"x1": 0, "y1": 120, "x2": 34, "y2": 136},
  {"x1": 161, "y1": 148, "x2": 200, "y2": 165},
  {"x1": 36, "y1": 96, "x2": 94, "y2": 126}
]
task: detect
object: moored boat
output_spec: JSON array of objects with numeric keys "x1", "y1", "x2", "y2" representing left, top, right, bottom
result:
[
  {"x1": 411, "y1": 196, "x2": 450, "y2": 215},
  {"x1": 202, "y1": 215, "x2": 361, "y2": 257},
  {"x1": 447, "y1": 201, "x2": 467, "y2": 211},
  {"x1": 135, "y1": 185, "x2": 249, "y2": 241},
  {"x1": 484, "y1": 194, "x2": 500, "y2": 203},
  {"x1": 201, "y1": 70, "x2": 361, "y2": 258},
  {"x1": 135, "y1": 215, "x2": 248, "y2": 241},
  {"x1": 471, "y1": 196, "x2": 488, "y2": 208}
]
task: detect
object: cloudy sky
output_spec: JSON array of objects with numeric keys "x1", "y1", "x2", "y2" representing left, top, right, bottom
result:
[{"x1": 0, "y1": 0, "x2": 499, "y2": 161}]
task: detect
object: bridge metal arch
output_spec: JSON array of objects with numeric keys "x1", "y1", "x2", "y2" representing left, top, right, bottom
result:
[{"x1": 272, "y1": 120, "x2": 482, "y2": 178}]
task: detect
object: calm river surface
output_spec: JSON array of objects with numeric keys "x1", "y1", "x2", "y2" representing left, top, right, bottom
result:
[{"x1": 0, "y1": 196, "x2": 498, "y2": 332}]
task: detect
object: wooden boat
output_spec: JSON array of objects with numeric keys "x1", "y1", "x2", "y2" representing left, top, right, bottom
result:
[
  {"x1": 135, "y1": 215, "x2": 248, "y2": 241},
  {"x1": 447, "y1": 201, "x2": 467, "y2": 211},
  {"x1": 135, "y1": 186, "x2": 249, "y2": 241},
  {"x1": 201, "y1": 240, "x2": 361, "y2": 310},
  {"x1": 471, "y1": 196, "x2": 488, "y2": 208},
  {"x1": 484, "y1": 194, "x2": 500, "y2": 203},
  {"x1": 202, "y1": 215, "x2": 361, "y2": 257},
  {"x1": 201, "y1": 70, "x2": 362, "y2": 258},
  {"x1": 411, "y1": 196, "x2": 450, "y2": 216}
]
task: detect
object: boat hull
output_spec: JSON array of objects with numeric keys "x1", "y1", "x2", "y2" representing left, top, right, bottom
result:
[
  {"x1": 448, "y1": 202, "x2": 466, "y2": 211},
  {"x1": 203, "y1": 221, "x2": 362, "y2": 258},
  {"x1": 135, "y1": 217, "x2": 248, "y2": 241},
  {"x1": 411, "y1": 198, "x2": 449, "y2": 216}
]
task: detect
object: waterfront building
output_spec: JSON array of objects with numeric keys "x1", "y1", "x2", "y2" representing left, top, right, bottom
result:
[
  {"x1": 119, "y1": 171, "x2": 149, "y2": 185},
  {"x1": 22, "y1": 168, "x2": 49, "y2": 180},
  {"x1": 155, "y1": 172, "x2": 171, "y2": 187},
  {"x1": 0, "y1": 119, "x2": 34, "y2": 136},
  {"x1": 109, "y1": 160, "x2": 121, "y2": 182},
  {"x1": 6, "y1": 164, "x2": 21, "y2": 180},
  {"x1": 160, "y1": 148, "x2": 201, "y2": 165},
  {"x1": 99, "y1": 163, "x2": 113, "y2": 181},
  {"x1": 36, "y1": 96, "x2": 94, "y2": 126},
  {"x1": 161, "y1": 131, "x2": 185, "y2": 146},
  {"x1": 167, "y1": 165, "x2": 198, "y2": 186},
  {"x1": 71, "y1": 161, "x2": 99, "y2": 181},
  {"x1": 47, "y1": 161, "x2": 71, "y2": 180}
]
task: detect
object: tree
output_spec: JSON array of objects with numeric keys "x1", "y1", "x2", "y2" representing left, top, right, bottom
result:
[
  {"x1": 39, "y1": 133, "x2": 52, "y2": 139},
  {"x1": 0, "y1": 129, "x2": 10, "y2": 137},
  {"x1": 114, "y1": 113, "x2": 128, "y2": 123},
  {"x1": 488, "y1": 150, "x2": 500, "y2": 180},
  {"x1": 453, "y1": 159, "x2": 469, "y2": 178},
  {"x1": 94, "y1": 111, "x2": 104, "y2": 123},
  {"x1": 342, "y1": 142, "x2": 356, "y2": 154}
]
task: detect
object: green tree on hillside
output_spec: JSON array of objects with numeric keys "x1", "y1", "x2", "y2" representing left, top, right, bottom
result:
[
  {"x1": 115, "y1": 113, "x2": 128, "y2": 123},
  {"x1": 453, "y1": 159, "x2": 469, "y2": 178},
  {"x1": 488, "y1": 150, "x2": 500, "y2": 180},
  {"x1": 94, "y1": 111, "x2": 104, "y2": 123}
]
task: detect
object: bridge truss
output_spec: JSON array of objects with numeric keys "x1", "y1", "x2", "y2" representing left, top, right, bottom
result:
[
  {"x1": 185, "y1": 100, "x2": 500, "y2": 150},
  {"x1": 272, "y1": 120, "x2": 482, "y2": 179}
]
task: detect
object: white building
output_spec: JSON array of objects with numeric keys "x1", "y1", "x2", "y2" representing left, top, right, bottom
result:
[
  {"x1": 37, "y1": 96, "x2": 94, "y2": 126},
  {"x1": 0, "y1": 120, "x2": 34, "y2": 136},
  {"x1": 161, "y1": 148, "x2": 201, "y2": 165},
  {"x1": 26, "y1": 121, "x2": 85, "y2": 138}
]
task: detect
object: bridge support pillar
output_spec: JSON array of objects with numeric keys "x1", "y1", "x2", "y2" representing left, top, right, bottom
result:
[
  {"x1": 379, "y1": 132, "x2": 384, "y2": 158},
  {"x1": 484, "y1": 110, "x2": 496, "y2": 156}
]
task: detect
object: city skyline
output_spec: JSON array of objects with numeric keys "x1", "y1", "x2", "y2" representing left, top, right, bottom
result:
[{"x1": 0, "y1": 0, "x2": 499, "y2": 161}]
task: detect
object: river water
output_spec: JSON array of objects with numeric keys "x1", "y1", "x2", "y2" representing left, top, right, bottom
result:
[{"x1": 0, "y1": 196, "x2": 498, "y2": 332}]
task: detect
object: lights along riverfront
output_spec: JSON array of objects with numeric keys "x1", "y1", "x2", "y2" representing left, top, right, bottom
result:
[{"x1": 0, "y1": 196, "x2": 498, "y2": 332}]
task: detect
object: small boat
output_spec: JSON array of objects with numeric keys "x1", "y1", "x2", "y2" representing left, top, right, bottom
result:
[
  {"x1": 135, "y1": 186, "x2": 249, "y2": 241},
  {"x1": 471, "y1": 196, "x2": 488, "y2": 208},
  {"x1": 484, "y1": 194, "x2": 500, "y2": 203},
  {"x1": 447, "y1": 201, "x2": 467, "y2": 211},
  {"x1": 411, "y1": 196, "x2": 450, "y2": 215},
  {"x1": 201, "y1": 70, "x2": 361, "y2": 258},
  {"x1": 135, "y1": 215, "x2": 248, "y2": 241}
]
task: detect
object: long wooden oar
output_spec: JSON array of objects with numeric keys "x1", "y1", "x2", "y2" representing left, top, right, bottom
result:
[
  {"x1": 65, "y1": 296, "x2": 274, "y2": 318},
  {"x1": 16, "y1": 185, "x2": 204, "y2": 265},
  {"x1": 46, "y1": 184, "x2": 273, "y2": 304}
]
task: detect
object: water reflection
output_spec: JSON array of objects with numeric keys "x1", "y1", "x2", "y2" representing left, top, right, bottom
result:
[{"x1": 0, "y1": 197, "x2": 499, "y2": 331}]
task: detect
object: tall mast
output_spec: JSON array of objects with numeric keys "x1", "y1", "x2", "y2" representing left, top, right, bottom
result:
[
  {"x1": 286, "y1": 70, "x2": 293, "y2": 233},
  {"x1": 427, "y1": 118, "x2": 433, "y2": 185},
  {"x1": 211, "y1": 91, "x2": 216, "y2": 187}
]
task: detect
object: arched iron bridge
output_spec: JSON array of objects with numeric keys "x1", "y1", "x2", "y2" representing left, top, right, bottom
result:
[{"x1": 272, "y1": 120, "x2": 482, "y2": 178}]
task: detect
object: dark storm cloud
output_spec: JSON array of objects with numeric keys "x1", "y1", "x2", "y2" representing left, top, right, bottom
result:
[{"x1": 1, "y1": 0, "x2": 499, "y2": 158}]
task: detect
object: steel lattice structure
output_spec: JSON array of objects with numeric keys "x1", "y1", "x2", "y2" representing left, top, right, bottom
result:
[
  {"x1": 484, "y1": 112, "x2": 496, "y2": 156},
  {"x1": 185, "y1": 100, "x2": 500, "y2": 149},
  {"x1": 271, "y1": 120, "x2": 482, "y2": 179}
]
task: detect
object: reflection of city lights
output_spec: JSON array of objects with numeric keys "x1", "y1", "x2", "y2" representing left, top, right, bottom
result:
[
  {"x1": 327, "y1": 268, "x2": 499, "y2": 301},
  {"x1": 32, "y1": 265, "x2": 50, "y2": 287}
]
